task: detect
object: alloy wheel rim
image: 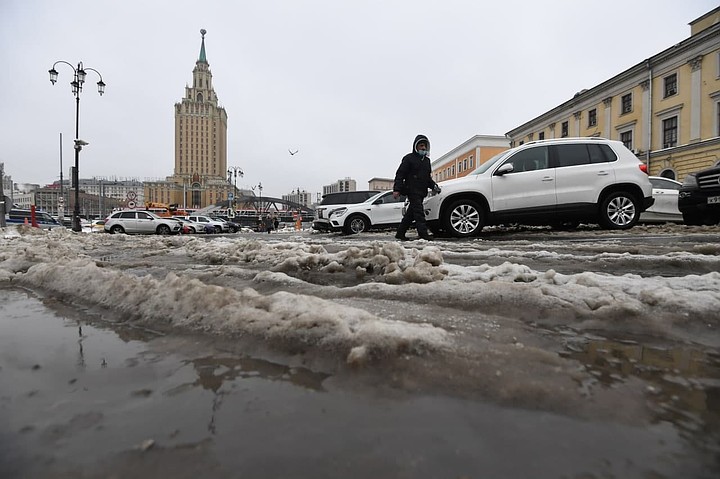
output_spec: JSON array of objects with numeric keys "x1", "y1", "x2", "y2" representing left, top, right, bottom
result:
[
  {"x1": 607, "y1": 197, "x2": 636, "y2": 226},
  {"x1": 450, "y1": 205, "x2": 479, "y2": 234}
]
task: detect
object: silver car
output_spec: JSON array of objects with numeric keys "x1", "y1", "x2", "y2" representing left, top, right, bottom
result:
[{"x1": 104, "y1": 210, "x2": 182, "y2": 235}]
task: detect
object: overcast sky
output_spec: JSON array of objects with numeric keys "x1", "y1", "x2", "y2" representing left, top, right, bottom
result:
[{"x1": 0, "y1": 0, "x2": 716, "y2": 199}]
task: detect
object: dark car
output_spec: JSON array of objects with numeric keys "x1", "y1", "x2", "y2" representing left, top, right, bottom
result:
[{"x1": 678, "y1": 165, "x2": 720, "y2": 225}]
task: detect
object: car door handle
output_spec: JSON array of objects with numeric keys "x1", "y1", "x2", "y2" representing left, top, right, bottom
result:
[
  {"x1": 542, "y1": 177, "x2": 554, "y2": 182},
  {"x1": 597, "y1": 171, "x2": 610, "y2": 176}
]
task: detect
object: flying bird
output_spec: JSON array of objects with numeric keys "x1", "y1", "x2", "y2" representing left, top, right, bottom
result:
[{"x1": 288, "y1": 149, "x2": 299, "y2": 155}]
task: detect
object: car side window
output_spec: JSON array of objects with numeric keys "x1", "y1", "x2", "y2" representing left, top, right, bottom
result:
[
  {"x1": 651, "y1": 178, "x2": 681, "y2": 190},
  {"x1": 137, "y1": 212, "x2": 152, "y2": 220},
  {"x1": 119, "y1": 212, "x2": 136, "y2": 219},
  {"x1": 503, "y1": 146, "x2": 549, "y2": 173},
  {"x1": 554, "y1": 144, "x2": 591, "y2": 167}
]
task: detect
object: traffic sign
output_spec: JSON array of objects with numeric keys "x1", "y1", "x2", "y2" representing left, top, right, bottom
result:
[
  {"x1": 227, "y1": 208, "x2": 236, "y2": 218},
  {"x1": 228, "y1": 193, "x2": 234, "y2": 201},
  {"x1": 127, "y1": 201, "x2": 136, "y2": 209},
  {"x1": 127, "y1": 191, "x2": 137, "y2": 200}
]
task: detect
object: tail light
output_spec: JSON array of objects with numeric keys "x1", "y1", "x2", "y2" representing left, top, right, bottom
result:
[{"x1": 639, "y1": 163, "x2": 649, "y2": 175}]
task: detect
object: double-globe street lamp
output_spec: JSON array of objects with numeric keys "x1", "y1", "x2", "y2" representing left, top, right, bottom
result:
[
  {"x1": 48, "y1": 61, "x2": 106, "y2": 232},
  {"x1": 227, "y1": 166, "x2": 244, "y2": 209}
]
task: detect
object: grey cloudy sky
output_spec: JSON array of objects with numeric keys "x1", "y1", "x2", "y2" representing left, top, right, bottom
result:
[{"x1": 0, "y1": 0, "x2": 716, "y2": 198}]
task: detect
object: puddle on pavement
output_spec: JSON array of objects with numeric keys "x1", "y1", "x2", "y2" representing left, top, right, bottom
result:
[
  {"x1": 560, "y1": 332, "x2": 720, "y2": 457},
  {"x1": 2, "y1": 286, "x2": 719, "y2": 478}
]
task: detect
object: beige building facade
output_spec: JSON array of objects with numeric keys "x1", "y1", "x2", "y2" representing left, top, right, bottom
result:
[
  {"x1": 145, "y1": 29, "x2": 232, "y2": 209},
  {"x1": 507, "y1": 8, "x2": 720, "y2": 181},
  {"x1": 431, "y1": 135, "x2": 509, "y2": 183},
  {"x1": 368, "y1": 177, "x2": 394, "y2": 191}
]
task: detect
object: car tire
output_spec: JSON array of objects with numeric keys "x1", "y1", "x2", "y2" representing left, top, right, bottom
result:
[
  {"x1": 344, "y1": 214, "x2": 369, "y2": 234},
  {"x1": 110, "y1": 225, "x2": 125, "y2": 234},
  {"x1": 215, "y1": 226, "x2": 222, "y2": 234},
  {"x1": 443, "y1": 199, "x2": 484, "y2": 237},
  {"x1": 157, "y1": 224, "x2": 171, "y2": 235},
  {"x1": 599, "y1": 191, "x2": 639, "y2": 229}
]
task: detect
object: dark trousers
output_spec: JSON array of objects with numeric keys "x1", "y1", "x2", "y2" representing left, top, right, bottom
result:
[{"x1": 397, "y1": 194, "x2": 428, "y2": 236}]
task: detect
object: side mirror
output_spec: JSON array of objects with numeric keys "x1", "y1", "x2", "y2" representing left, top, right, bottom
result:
[{"x1": 496, "y1": 163, "x2": 514, "y2": 176}]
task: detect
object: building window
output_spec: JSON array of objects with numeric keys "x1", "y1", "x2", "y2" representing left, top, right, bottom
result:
[
  {"x1": 663, "y1": 116, "x2": 678, "y2": 148},
  {"x1": 539, "y1": 132, "x2": 545, "y2": 140},
  {"x1": 663, "y1": 73, "x2": 677, "y2": 98},
  {"x1": 469, "y1": 156, "x2": 473, "y2": 168},
  {"x1": 561, "y1": 121, "x2": 568, "y2": 137},
  {"x1": 588, "y1": 109, "x2": 597, "y2": 127},
  {"x1": 620, "y1": 130, "x2": 633, "y2": 150},
  {"x1": 621, "y1": 93, "x2": 632, "y2": 114}
]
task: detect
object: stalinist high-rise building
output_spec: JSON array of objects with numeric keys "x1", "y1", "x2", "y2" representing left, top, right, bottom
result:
[{"x1": 144, "y1": 29, "x2": 231, "y2": 209}]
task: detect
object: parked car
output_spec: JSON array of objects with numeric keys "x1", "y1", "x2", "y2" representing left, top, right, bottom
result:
[
  {"x1": 423, "y1": 137, "x2": 654, "y2": 237},
  {"x1": 313, "y1": 191, "x2": 406, "y2": 234},
  {"x1": 212, "y1": 215, "x2": 240, "y2": 232},
  {"x1": 639, "y1": 177, "x2": 683, "y2": 223},
  {"x1": 104, "y1": 210, "x2": 182, "y2": 235},
  {"x1": 313, "y1": 191, "x2": 382, "y2": 232},
  {"x1": 168, "y1": 217, "x2": 205, "y2": 234},
  {"x1": 5, "y1": 209, "x2": 64, "y2": 230},
  {"x1": 184, "y1": 215, "x2": 229, "y2": 233},
  {"x1": 90, "y1": 220, "x2": 106, "y2": 233},
  {"x1": 678, "y1": 164, "x2": 720, "y2": 225}
]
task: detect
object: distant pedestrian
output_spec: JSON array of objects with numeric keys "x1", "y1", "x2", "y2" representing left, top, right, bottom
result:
[
  {"x1": 263, "y1": 215, "x2": 273, "y2": 234},
  {"x1": 273, "y1": 214, "x2": 279, "y2": 231},
  {"x1": 393, "y1": 134, "x2": 440, "y2": 241}
]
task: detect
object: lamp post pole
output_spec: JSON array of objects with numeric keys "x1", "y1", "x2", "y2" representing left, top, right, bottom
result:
[
  {"x1": 49, "y1": 61, "x2": 105, "y2": 232},
  {"x1": 227, "y1": 166, "x2": 243, "y2": 209}
]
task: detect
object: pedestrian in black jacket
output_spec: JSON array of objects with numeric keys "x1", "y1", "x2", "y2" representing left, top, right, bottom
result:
[{"x1": 393, "y1": 134, "x2": 440, "y2": 241}]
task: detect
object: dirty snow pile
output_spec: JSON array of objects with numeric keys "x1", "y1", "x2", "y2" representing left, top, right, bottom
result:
[
  {"x1": 2, "y1": 225, "x2": 720, "y2": 356},
  {"x1": 0, "y1": 227, "x2": 449, "y2": 362}
]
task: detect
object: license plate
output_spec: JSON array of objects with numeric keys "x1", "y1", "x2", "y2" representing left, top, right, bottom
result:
[{"x1": 709, "y1": 196, "x2": 720, "y2": 204}]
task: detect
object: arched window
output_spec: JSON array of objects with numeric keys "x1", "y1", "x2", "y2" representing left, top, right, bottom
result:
[
  {"x1": 197, "y1": 93, "x2": 203, "y2": 102},
  {"x1": 659, "y1": 169, "x2": 676, "y2": 180},
  {"x1": 192, "y1": 182, "x2": 202, "y2": 207}
]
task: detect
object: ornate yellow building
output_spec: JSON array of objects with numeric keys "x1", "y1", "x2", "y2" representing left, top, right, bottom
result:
[
  {"x1": 507, "y1": 8, "x2": 720, "y2": 181},
  {"x1": 144, "y1": 29, "x2": 231, "y2": 208}
]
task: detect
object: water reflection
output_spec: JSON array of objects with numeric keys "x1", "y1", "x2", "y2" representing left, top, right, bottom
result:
[
  {"x1": 185, "y1": 355, "x2": 329, "y2": 393},
  {"x1": 562, "y1": 336, "x2": 720, "y2": 455}
]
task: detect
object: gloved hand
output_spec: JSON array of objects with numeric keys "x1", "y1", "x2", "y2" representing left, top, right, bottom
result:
[{"x1": 432, "y1": 184, "x2": 442, "y2": 194}]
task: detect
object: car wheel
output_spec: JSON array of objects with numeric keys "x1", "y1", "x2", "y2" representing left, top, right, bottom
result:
[
  {"x1": 157, "y1": 224, "x2": 171, "y2": 235},
  {"x1": 215, "y1": 226, "x2": 222, "y2": 233},
  {"x1": 443, "y1": 199, "x2": 484, "y2": 237},
  {"x1": 599, "y1": 191, "x2": 639, "y2": 229},
  {"x1": 344, "y1": 214, "x2": 369, "y2": 234},
  {"x1": 110, "y1": 225, "x2": 125, "y2": 234}
]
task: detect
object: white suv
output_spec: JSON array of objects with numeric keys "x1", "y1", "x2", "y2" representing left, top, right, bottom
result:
[
  {"x1": 104, "y1": 210, "x2": 182, "y2": 235},
  {"x1": 423, "y1": 138, "x2": 654, "y2": 237},
  {"x1": 314, "y1": 191, "x2": 407, "y2": 234}
]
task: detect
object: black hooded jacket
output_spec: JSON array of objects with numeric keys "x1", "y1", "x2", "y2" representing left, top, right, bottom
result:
[{"x1": 393, "y1": 134, "x2": 437, "y2": 197}]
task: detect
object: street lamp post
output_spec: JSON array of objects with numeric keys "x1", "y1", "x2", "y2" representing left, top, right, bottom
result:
[
  {"x1": 49, "y1": 61, "x2": 105, "y2": 232},
  {"x1": 227, "y1": 166, "x2": 243, "y2": 208}
]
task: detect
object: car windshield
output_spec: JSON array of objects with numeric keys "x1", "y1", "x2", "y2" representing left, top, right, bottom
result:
[
  {"x1": 471, "y1": 149, "x2": 513, "y2": 175},
  {"x1": 366, "y1": 192, "x2": 388, "y2": 203}
]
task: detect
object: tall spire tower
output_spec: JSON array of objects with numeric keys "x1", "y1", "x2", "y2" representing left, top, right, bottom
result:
[
  {"x1": 145, "y1": 29, "x2": 231, "y2": 209},
  {"x1": 170, "y1": 29, "x2": 229, "y2": 208}
]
